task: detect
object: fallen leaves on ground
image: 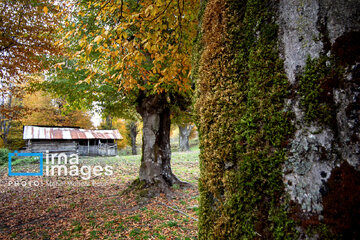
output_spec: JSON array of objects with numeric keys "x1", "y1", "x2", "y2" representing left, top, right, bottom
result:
[{"x1": 0, "y1": 151, "x2": 200, "y2": 239}]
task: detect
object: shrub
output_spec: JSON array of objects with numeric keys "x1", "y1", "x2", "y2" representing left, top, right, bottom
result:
[{"x1": 0, "y1": 148, "x2": 11, "y2": 165}]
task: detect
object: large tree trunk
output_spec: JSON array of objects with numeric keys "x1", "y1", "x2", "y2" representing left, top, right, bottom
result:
[
  {"x1": 128, "y1": 122, "x2": 138, "y2": 155},
  {"x1": 178, "y1": 124, "x2": 194, "y2": 152},
  {"x1": 136, "y1": 95, "x2": 186, "y2": 192},
  {"x1": 196, "y1": 0, "x2": 360, "y2": 239}
]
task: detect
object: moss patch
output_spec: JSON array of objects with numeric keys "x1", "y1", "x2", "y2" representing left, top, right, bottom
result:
[
  {"x1": 298, "y1": 56, "x2": 343, "y2": 125},
  {"x1": 196, "y1": 0, "x2": 297, "y2": 239}
]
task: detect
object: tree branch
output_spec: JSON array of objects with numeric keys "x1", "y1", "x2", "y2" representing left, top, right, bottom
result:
[
  {"x1": 94, "y1": 0, "x2": 112, "y2": 20},
  {"x1": 150, "y1": 0, "x2": 173, "y2": 22},
  {"x1": 0, "y1": 42, "x2": 15, "y2": 52},
  {"x1": 158, "y1": 202, "x2": 198, "y2": 221}
]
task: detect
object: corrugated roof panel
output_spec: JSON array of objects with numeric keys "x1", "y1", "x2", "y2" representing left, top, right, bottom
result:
[
  {"x1": 44, "y1": 128, "x2": 50, "y2": 139},
  {"x1": 77, "y1": 131, "x2": 87, "y2": 139},
  {"x1": 84, "y1": 131, "x2": 95, "y2": 139},
  {"x1": 33, "y1": 127, "x2": 39, "y2": 139},
  {"x1": 62, "y1": 131, "x2": 72, "y2": 139},
  {"x1": 23, "y1": 126, "x2": 122, "y2": 140},
  {"x1": 96, "y1": 132, "x2": 105, "y2": 139},
  {"x1": 23, "y1": 127, "x2": 30, "y2": 139},
  {"x1": 53, "y1": 129, "x2": 63, "y2": 139},
  {"x1": 70, "y1": 130, "x2": 79, "y2": 139}
]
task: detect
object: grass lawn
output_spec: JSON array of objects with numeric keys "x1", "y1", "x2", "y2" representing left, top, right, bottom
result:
[{"x1": 0, "y1": 150, "x2": 200, "y2": 239}]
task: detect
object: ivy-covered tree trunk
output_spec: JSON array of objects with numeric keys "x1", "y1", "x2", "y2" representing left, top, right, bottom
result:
[
  {"x1": 136, "y1": 95, "x2": 185, "y2": 192},
  {"x1": 178, "y1": 124, "x2": 193, "y2": 152},
  {"x1": 196, "y1": 0, "x2": 360, "y2": 239}
]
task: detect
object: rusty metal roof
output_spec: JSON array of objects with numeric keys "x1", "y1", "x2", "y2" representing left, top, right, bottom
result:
[{"x1": 23, "y1": 126, "x2": 122, "y2": 140}]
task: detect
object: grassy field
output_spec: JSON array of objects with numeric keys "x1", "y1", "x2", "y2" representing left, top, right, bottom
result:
[{"x1": 0, "y1": 150, "x2": 200, "y2": 239}]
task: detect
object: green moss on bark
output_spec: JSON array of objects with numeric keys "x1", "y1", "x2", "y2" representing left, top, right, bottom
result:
[
  {"x1": 196, "y1": 0, "x2": 297, "y2": 239},
  {"x1": 299, "y1": 56, "x2": 343, "y2": 125}
]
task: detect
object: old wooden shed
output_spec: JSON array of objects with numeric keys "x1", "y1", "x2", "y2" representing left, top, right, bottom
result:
[{"x1": 23, "y1": 126, "x2": 122, "y2": 156}]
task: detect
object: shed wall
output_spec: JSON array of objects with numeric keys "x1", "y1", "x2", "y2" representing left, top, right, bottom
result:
[{"x1": 28, "y1": 140, "x2": 77, "y2": 155}]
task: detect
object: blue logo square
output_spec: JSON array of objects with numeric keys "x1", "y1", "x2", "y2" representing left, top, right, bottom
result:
[{"x1": 8, "y1": 151, "x2": 43, "y2": 176}]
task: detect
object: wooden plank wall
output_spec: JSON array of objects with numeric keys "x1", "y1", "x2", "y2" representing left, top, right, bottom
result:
[
  {"x1": 29, "y1": 140, "x2": 77, "y2": 155},
  {"x1": 27, "y1": 140, "x2": 118, "y2": 156}
]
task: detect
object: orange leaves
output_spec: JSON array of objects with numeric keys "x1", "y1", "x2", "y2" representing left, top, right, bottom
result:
[
  {"x1": 43, "y1": 6, "x2": 48, "y2": 14},
  {"x1": 0, "y1": 0, "x2": 61, "y2": 91},
  {"x1": 61, "y1": 0, "x2": 199, "y2": 97},
  {"x1": 84, "y1": 73, "x2": 95, "y2": 84},
  {"x1": 79, "y1": 36, "x2": 87, "y2": 47},
  {"x1": 94, "y1": 35, "x2": 103, "y2": 45},
  {"x1": 144, "y1": 4, "x2": 154, "y2": 16},
  {"x1": 54, "y1": 62, "x2": 66, "y2": 70},
  {"x1": 20, "y1": 90, "x2": 93, "y2": 129}
]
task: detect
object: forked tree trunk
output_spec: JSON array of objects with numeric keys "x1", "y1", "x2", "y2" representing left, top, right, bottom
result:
[
  {"x1": 136, "y1": 95, "x2": 186, "y2": 191},
  {"x1": 178, "y1": 124, "x2": 194, "y2": 152}
]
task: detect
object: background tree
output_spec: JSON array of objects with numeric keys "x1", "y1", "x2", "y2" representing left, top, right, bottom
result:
[
  {"x1": 111, "y1": 118, "x2": 129, "y2": 149},
  {"x1": 178, "y1": 124, "x2": 195, "y2": 151},
  {"x1": 1, "y1": 89, "x2": 93, "y2": 149},
  {"x1": 126, "y1": 121, "x2": 139, "y2": 155},
  {"x1": 0, "y1": 90, "x2": 24, "y2": 146},
  {"x1": 44, "y1": 0, "x2": 200, "y2": 192},
  {"x1": 172, "y1": 107, "x2": 194, "y2": 152},
  {"x1": 0, "y1": 0, "x2": 60, "y2": 147},
  {"x1": 99, "y1": 115, "x2": 114, "y2": 130},
  {"x1": 0, "y1": 0, "x2": 59, "y2": 86},
  {"x1": 102, "y1": 118, "x2": 140, "y2": 155},
  {"x1": 21, "y1": 91, "x2": 93, "y2": 129}
]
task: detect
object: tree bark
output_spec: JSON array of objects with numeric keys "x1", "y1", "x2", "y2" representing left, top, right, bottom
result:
[
  {"x1": 105, "y1": 115, "x2": 113, "y2": 129},
  {"x1": 128, "y1": 121, "x2": 138, "y2": 155},
  {"x1": 0, "y1": 94, "x2": 12, "y2": 146},
  {"x1": 178, "y1": 124, "x2": 194, "y2": 152},
  {"x1": 197, "y1": 0, "x2": 360, "y2": 238},
  {"x1": 136, "y1": 95, "x2": 187, "y2": 192}
]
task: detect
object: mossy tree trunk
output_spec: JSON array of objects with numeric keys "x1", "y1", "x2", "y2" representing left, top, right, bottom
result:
[
  {"x1": 196, "y1": 0, "x2": 360, "y2": 239},
  {"x1": 195, "y1": 0, "x2": 295, "y2": 239}
]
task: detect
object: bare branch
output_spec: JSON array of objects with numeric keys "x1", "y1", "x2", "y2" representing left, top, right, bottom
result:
[{"x1": 158, "y1": 202, "x2": 198, "y2": 221}]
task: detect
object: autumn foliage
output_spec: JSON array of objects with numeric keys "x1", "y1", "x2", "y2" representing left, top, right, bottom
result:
[
  {"x1": 2, "y1": 90, "x2": 93, "y2": 149},
  {"x1": 0, "y1": 0, "x2": 59, "y2": 92},
  {"x1": 58, "y1": 0, "x2": 198, "y2": 97},
  {"x1": 0, "y1": 0, "x2": 60, "y2": 146},
  {"x1": 46, "y1": 0, "x2": 200, "y2": 191},
  {"x1": 21, "y1": 91, "x2": 93, "y2": 129}
]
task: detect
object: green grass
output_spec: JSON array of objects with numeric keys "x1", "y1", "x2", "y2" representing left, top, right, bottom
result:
[
  {"x1": 80, "y1": 149, "x2": 199, "y2": 174},
  {"x1": 11, "y1": 156, "x2": 40, "y2": 166},
  {"x1": 0, "y1": 146, "x2": 200, "y2": 239}
]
